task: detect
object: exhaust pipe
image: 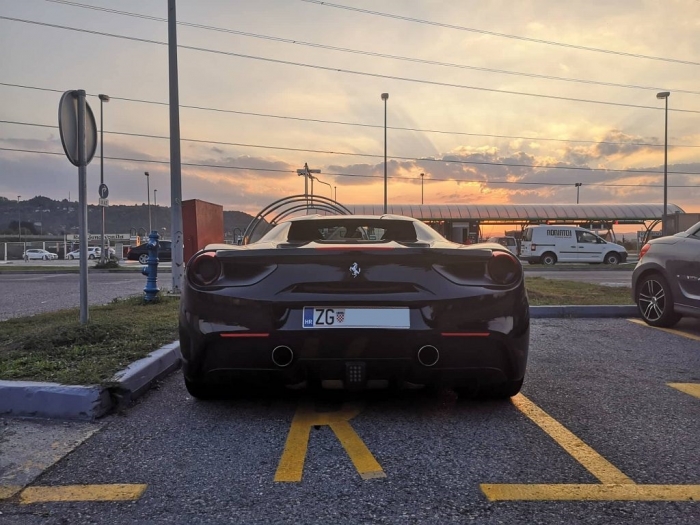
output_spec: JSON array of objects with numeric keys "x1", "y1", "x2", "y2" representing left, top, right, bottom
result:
[
  {"x1": 271, "y1": 345, "x2": 294, "y2": 368},
  {"x1": 417, "y1": 345, "x2": 439, "y2": 367}
]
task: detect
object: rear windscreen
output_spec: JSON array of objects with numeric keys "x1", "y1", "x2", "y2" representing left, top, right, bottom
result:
[{"x1": 287, "y1": 219, "x2": 418, "y2": 243}]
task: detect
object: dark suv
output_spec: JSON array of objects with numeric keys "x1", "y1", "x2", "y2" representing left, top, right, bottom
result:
[
  {"x1": 632, "y1": 221, "x2": 700, "y2": 327},
  {"x1": 127, "y1": 240, "x2": 173, "y2": 264}
]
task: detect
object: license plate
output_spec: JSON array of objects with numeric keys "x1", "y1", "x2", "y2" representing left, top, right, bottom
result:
[{"x1": 302, "y1": 307, "x2": 410, "y2": 329}]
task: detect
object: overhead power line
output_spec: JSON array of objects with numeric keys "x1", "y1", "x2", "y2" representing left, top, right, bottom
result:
[
  {"x1": 2, "y1": 16, "x2": 700, "y2": 114},
  {"x1": 41, "y1": 0, "x2": 700, "y2": 96},
  {"x1": 300, "y1": 0, "x2": 700, "y2": 67},
  {"x1": 4, "y1": 81, "x2": 699, "y2": 149},
  {"x1": 3, "y1": 145, "x2": 699, "y2": 189},
  {"x1": 3, "y1": 119, "x2": 700, "y2": 176}
]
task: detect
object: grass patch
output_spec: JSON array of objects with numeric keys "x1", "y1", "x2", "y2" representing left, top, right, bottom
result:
[
  {"x1": 0, "y1": 295, "x2": 179, "y2": 385},
  {"x1": 0, "y1": 277, "x2": 632, "y2": 385},
  {"x1": 526, "y1": 276, "x2": 632, "y2": 306}
]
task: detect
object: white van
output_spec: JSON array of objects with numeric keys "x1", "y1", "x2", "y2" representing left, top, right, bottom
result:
[{"x1": 520, "y1": 225, "x2": 627, "y2": 265}]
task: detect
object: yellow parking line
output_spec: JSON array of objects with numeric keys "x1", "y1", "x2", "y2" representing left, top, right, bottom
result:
[
  {"x1": 511, "y1": 394, "x2": 633, "y2": 485},
  {"x1": 19, "y1": 484, "x2": 147, "y2": 504},
  {"x1": 628, "y1": 318, "x2": 700, "y2": 342},
  {"x1": 481, "y1": 484, "x2": 700, "y2": 501},
  {"x1": 330, "y1": 421, "x2": 386, "y2": 480},
  {"x1": 0, "y1": 486, "x2": 23, "y2": 500},
  {"x1": 668, "y1": 383, "x2": 700, "y2": 399},
  {"x1": 275, "y1": 402, "x2": 385, "y2": 482}
]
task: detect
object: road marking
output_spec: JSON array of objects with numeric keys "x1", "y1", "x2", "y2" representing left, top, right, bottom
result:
[
  {"x1": 482, "y1": 394, "x2": 700, "y2": 501},
  {"x1": 668, "y1": 383, "x2": 700, "y2": 399},
  {"x1": 481, "y1": 484, "x2": 700, "y2": 501},
  {"x1": 19, "y1": 484, "x2": 147, "y2": 504},
  {"x1": 511, "y1": 394, "x2": 633, "y2": 484},
  {"x1": 628, "y1": 318, "x2": 700, "y2": 342},
  {"x1": 0, "y1": 486, "x2": 22, "y2": 500},
  {"x1": 275, "y1": 401, "x2": 385, "y2": 482}
]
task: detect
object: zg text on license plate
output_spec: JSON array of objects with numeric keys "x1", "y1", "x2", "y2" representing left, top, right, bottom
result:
[{"x1": 302, "y1": 307, "x2": 410, "y2": 329}]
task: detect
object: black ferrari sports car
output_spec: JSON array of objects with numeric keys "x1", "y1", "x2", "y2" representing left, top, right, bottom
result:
[{"x1": 179, "y1": 215, "x2": 529, "y2": 399}]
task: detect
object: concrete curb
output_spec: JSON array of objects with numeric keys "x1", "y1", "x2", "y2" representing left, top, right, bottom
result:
[
  {"x1": 530, "y1": 305, "x2": 638, "y2": 318},
  {"x1": 0, "y1": 341, "x2": 181, "y2": 420},
  {"x1": 110, "y1": 342, "x2": 182, "y2": 405},
  {"x1": 0, "y1": 381, "x2": 111, "y2": 420}
]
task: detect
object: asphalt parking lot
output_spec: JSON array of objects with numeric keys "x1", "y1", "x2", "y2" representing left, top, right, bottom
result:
[{"x1": 1, "y1": 318, "x2": 698, "y2": 524}]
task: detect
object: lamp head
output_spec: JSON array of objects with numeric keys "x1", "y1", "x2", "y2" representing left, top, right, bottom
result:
[
  {"x1": 381, "y1": 93, "x2": 389, "y2": 100},
  {"x1": 656, "y1": 91, "x2": 670, "y2": 99},
  {"x1": 145, "y1": 171, "x2": 149, "y2": 177},
  {"x1": 98, "y1": 94, "x2": 110, "y2": 102}
]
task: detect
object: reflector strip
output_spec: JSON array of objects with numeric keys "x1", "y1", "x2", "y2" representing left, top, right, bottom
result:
[
  {"x1": 441, "y1": 332, "x2": 490, "y2": 337},
  {"x1": 313, "y1": 246, "x2": 394, "y2": 250},
  {"x1": 220, "y1": 333, "x2": 270, "y2": 338}
]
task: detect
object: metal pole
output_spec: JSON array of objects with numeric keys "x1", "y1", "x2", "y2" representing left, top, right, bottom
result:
[
  {"x1": 77, "y1": 90, "x2": 89, "y2": 325},
  {"x1": 305, "y1": 163, "x2": 310, "y2": 212},
  {"x1": 154, "y1": 189, "x2": 157, "y2": 231},
  {"x1": 382, "y1": 93, "x2": 389, "y2": 214},
  {"x1": 656, "y1": 91, "x2": 670, "y2": 235},
  {"x1": 168, "y1": 0, "x2": 184, "y2": 294},
  {"x1": 146, "y1": 172, "x2": 151, "y2": 233},
  {"x1": 100, "y1": 97, "x2": 105, "y2": 263},
  {"x1": 420, "y1": 173, "x2": 424, "y2": 204},
  {"x1": 17, "y1": 196, "x2": 20, "y2": 242},
  {"x1": 663, "y1": 96, "x2": 668, "y2": 235},
  {"x1": 334, "y1": 186, "x2": 337, "y2": 201}
]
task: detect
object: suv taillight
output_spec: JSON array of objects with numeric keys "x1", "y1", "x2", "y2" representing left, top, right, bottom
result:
[{"x1": 639, "y1": 243, "x2": 651, "y2": 260}]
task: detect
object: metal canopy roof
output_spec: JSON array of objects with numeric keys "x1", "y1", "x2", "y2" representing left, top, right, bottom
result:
[{"x1": 343, "y1": 203, "x2": 683, "y2": 223}]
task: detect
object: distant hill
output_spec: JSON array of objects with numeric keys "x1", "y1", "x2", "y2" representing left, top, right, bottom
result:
[{"x1": 0, "y1": 196, "x2": 256, "y2": 238}]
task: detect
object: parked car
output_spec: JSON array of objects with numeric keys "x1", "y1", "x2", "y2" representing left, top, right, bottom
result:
[
  {"x1": 127, "y1": 240, "x2": 172, "y2": 264},
  {"x1": 23, "y1": 249, "x2": 59, "y2": 261},
  {"x1": 632, "y1": 221, "x2": 700, "y2": 327},
  {"x1": 486, "y1": 236, "x2": 519, "y2": 256},
  {"x1": 65, "y1": 247, "x2": 101, "y2": 260},
  {"x1": 179, "y1": 214, "x2": 529, "y2": 399},
  {"x1": 520, "y1": 225, "x2": 627, "y2": 265}
]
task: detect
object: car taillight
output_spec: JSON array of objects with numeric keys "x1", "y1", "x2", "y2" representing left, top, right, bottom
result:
[
  {"x1": 531, "y1": 244, "x2": 536, "y2": 251},
  {"x1": 189, "y1": 252, "x2": 222, "y2": 286},
  {"x1": 487, "y1": 251, "x2": 520, "y2": 285},
  {"x1": 639, "y1": 243, "x2": 651, "y2": 260}
]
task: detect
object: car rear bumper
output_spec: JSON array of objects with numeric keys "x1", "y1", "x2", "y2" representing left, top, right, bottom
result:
[
  {"x1": 181, "y1": 328, "x2": 528, "y2": 389},
  {"x1": 179, "y1": 287, "x2": 530, "y2": 389}
]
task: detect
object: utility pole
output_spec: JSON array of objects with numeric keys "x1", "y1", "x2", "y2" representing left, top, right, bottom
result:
[
  {"x1": 420, "y1": 173, "x2": 424, "y2": 205},
  {"x1": 575, "y1": 182, "x2": 582, "y2": 204},
  {"x1": 296, "y1": 163, "x2": 321, "y2": 213}
]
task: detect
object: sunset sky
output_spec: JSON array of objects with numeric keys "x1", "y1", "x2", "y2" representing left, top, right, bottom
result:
[{"x1": 1, "y1": 0, "x2": 699, "y2": 225}]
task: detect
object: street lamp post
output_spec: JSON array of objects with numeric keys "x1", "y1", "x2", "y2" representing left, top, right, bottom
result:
[
  {"x1": 334, "y1": 185, "x2": 337, "y2": 202},
  {"x1": 420, "y1": 173, "x2": 424, "y2": 204},
  {"x1": 153, "y1": 189, "x2": 157, "y2": 231},
  {"x1": 98, "y1": 94, "x2": 110, "y2": 263},
  {"x1": 312, "y1": 176, "x2": 333, "y2": 199},
  {"x1": 575, "y1": 182, "x2": 582, "y2": 204},
  {"x1": 145, "y1": 171, "x2": 152, "y2": 232},
  {"x1": 17, "y1": 195, "x2": 20, "y2": 242},
  {"x1": 381, "y1": 92, "x2": 389, "y2": 214},
  {"x1": 656, "y1": 91, "x2": 670, "y2": 235}
]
